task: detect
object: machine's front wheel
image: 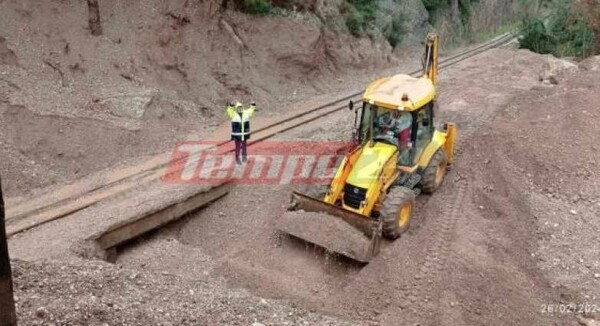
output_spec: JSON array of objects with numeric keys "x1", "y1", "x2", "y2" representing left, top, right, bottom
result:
[
  {"x1": 422, "y1": 149, "x2": 448, "y2": 194},
  {"x1": 381, "y1": 186, "x2": 416, "y2": 239}
]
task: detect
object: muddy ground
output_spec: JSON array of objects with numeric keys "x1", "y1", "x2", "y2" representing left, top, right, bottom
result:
[{"x1": 5, "y1": 40, "x2": 600, "y2": 325}]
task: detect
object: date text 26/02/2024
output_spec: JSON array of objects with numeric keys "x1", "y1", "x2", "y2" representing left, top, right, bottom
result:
[{"x1": 541, "y1": 303, "x2": 599, "y2": 314}]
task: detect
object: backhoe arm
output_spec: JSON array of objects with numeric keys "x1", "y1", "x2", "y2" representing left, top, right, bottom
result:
[{"x1": 423, "y1": 33, "x2": 439, "y2": 85}]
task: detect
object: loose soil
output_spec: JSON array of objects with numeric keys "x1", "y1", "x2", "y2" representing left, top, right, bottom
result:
[{"x1": 7, "y1": 45, "x2": 600, "y2": 325}]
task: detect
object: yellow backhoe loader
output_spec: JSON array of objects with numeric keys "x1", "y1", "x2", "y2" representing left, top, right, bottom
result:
[{"x1": 277, "y1": 33, "x2": 457, "y2": 263}]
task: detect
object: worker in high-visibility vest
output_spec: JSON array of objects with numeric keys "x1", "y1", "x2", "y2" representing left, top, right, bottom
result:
[{"x1": 226, "y1": 101, "x2": 256, "y2": 164}]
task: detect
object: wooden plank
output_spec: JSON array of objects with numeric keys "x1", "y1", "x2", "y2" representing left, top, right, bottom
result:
[
  {"x1": 6, "y1": 144, "x2": 217, "y2": 237},
  {"x1": 83, "y1": 181, "x2": 231, "y2": 261},
  {"x1": 6, "y1": 176, "x2": 149, "y2": 237}
]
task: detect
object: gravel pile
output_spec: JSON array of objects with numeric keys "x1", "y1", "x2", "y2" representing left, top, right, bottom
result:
[{"x1": 11, "y1": 259, "x2": 350, "y2": 326}]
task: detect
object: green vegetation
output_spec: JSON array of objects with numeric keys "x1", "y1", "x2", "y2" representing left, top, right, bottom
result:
[
  {"x1": 458, "y1": 0, "x2": 475, "y2": 27},
  {"x1": 381, "y1": 12, "x2": 406, "y2": 47},
  {"x1": 471, "y1": 21, "x2": 520, "y2": 43},
  {"x1": 339, "y1": 0, "x2": 406, "y2": 47},
  {"x1": 519, "y1": 0, "x2": 599, "y2": 57},
  {"x1": 520, "y1": 16, "x2": 558, "y2": 54},
  {"x1": 422, "y1": 0, "x2": 448, "y2": 24},
  {"x1": 340, "y1": 0, "x2": 378, "y2": 36},
  {"x1": 422, "y1": 0, "x2": 479, "y2": 26},
  {"x1": 244, "y1": 0, "x2": 272, "y2": 15}
]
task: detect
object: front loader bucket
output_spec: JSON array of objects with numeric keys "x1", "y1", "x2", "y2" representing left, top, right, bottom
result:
[{"x1": 276, "y1": 191, "x2": 382, "y2": 263}]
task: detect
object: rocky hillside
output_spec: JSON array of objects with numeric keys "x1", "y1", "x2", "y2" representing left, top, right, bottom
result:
[{"x1": 269, "y1": 0, "x2": 533, "y2": 46}]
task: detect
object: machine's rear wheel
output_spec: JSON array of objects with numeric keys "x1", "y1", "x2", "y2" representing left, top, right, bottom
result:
[
  {"x1": 381, "y1": 186, "x2": 416, "y2": 239},
  {"x1": 422, "y1": 149, "x2": 447, "y2": 194}
]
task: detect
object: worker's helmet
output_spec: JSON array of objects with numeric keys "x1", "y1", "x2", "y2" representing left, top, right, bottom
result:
[{"x1": 235, "y1": 102, "x2": 243, "y2": 112}]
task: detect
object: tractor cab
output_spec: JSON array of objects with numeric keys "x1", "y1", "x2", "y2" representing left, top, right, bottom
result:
[{"x1": 350, "y1": 74, "x2": 437, "y2": 168}]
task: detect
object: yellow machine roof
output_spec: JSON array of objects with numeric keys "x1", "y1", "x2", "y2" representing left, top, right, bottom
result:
[{"x1": 363, "y1": 74, "x2": 435, "y2": 111}]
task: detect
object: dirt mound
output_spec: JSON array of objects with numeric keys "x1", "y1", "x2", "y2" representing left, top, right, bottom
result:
[
  {"x1": 473, "y1": 66, "x2": 600, "y2": 304},
  {"x1": 579, "y1": 55, "x2": 600, "y2": 71},
  {"x1": 11, "y1": 259, "x2": 349, "y2": 325},
  {"x1": 119, "y1": 184, "x2": 366, "y2": 315},
  {"x1": 0, "y1": 103, "x2": 198, "y2": 195}
]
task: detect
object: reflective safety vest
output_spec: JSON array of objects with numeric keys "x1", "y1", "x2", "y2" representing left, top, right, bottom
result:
[{"x1": 226, "y1": 105, "x2": 255, "y2": 141}]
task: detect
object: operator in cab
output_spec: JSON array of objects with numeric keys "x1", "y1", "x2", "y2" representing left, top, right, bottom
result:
[{"x1": 375, "y1": 110, "x2": 412, "y2": 166}]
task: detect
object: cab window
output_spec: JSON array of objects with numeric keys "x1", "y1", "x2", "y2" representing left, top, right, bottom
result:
[
  {"x1": 413, "y1": 102, "x2": 435, "y2": 161},
  {"x1": 358, "y1": 103, "x2": 391, "y2": 143}
]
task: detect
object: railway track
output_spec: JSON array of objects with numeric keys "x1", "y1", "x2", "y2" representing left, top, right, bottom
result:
[{"x1": 5, "y1": 31, "x2": 518, "y2": 238}]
